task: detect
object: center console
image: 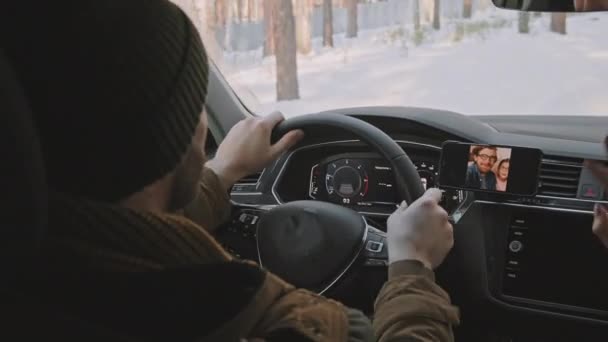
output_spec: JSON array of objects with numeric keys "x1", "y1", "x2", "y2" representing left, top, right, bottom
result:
[{"x1": 499, "y1": 208, "x2": 608, "y2": 318}]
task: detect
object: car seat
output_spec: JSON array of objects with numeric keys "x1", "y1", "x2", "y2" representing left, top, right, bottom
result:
[{"x1": 0, "y1": 49, "x2": 133, "y2": 341}]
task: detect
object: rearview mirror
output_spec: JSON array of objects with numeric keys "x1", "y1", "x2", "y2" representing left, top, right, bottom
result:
[{"x1": 493, "y1": 0, "x2": 608, "y2": 12}]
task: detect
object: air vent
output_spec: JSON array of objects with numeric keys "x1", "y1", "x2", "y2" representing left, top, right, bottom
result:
[
  {"x1": 231, "y1": 170, "x2": 263, "y2": 194},
  {"x1": 538, "y1": 156, "x2": 582, "y2": 198}
]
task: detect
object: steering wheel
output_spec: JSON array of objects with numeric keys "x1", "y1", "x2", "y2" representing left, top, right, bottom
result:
[{"x1": 255, "y1": 113, "x2": 425, "y2": 294}]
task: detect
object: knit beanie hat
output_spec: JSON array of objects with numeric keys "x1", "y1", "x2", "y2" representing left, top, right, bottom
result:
[{"x1": 1, "y1": 0, "x2": 208, "y2": 201}]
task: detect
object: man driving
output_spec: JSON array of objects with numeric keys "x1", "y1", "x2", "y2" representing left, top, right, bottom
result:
[
  {"x1": 465, "y1": 146, "x2": 498, "y2": 191},
  {"x1": 2, "y1": 0, "x2": 458, "y2": 341}
]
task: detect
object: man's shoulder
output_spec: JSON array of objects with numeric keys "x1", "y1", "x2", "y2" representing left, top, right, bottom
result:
[{"x1": 466, "y1": 163, "x2": 477, "y2": 174}]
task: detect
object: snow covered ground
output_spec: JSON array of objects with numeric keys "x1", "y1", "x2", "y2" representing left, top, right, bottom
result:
[{"x1": 218, "y1": 9, "x2": 608, "y2": 117}]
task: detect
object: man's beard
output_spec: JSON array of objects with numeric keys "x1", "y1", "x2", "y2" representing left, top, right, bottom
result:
[{"x1": 167, "y1": 144, "x2": 206, "y2": 212}]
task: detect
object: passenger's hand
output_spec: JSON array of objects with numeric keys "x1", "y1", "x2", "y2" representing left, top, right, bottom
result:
[
  {"x1": 586, "y1": 136, "x2": 608, "y2": 247},
  {"x1": 386, "y1": 188, "x2": 454, "y2": 270},
  {"x1": 593, "y1": 203, "x2": 608, "y2": 248},
  {"x1": 206, "y1": 112, "x2": 304, "y2": 190}
]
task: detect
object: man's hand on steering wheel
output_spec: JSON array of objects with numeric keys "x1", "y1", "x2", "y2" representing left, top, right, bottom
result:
[
  {"x1": 387, "y1": 188, "x2": 454, "y2": 270},
  {"x1": 206, "y1": 112, "x2": 304, "y2": 192}
]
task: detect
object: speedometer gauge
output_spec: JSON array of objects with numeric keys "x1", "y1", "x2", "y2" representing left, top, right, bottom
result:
[{"x1": 325, "y1": 159, "x2": 369, "y2": 204}]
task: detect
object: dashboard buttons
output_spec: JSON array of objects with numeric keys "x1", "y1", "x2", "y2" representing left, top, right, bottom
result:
[
  {"x1": 364, "y1": 231, "x2": 388, "y2": 261},
  {"x1": 581, "y1": 184, "x2": 601, "y2": 199},
  {"x1": 509, "y1": 240, "x2": 524, "y2": 253},
  {"x1": 512, "y1": 230, "x2": 524, "y2": 237},
  {"x1": 366, "y1": 241, "x2": 384, "y2": 253}
]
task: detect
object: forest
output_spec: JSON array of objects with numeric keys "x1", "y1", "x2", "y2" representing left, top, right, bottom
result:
[
  {"x1": 176, "y1": 0, "x2": 570, "y2": 100},
  {"x1": 171, "y1": 0, "x2": 606, "y2": 117}
]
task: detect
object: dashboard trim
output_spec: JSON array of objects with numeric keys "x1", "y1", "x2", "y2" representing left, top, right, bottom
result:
[
  {"x1": 536, "y1": 194, "x2": 608, "y2": 205},
  {"x1": 475, "y1": 200, "x2": 593, "y2": 215},
  {"x1": 500, "y1": 293, "x2": 608, "y2": 319}
]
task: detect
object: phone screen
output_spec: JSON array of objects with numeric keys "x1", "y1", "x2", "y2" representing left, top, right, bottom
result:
[{"x1": 438, "y1": 142, "x2": 542, "y2": 196}]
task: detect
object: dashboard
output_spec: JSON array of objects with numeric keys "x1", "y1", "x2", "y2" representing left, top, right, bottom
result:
[
  {"x1": 273, "y1": 141, "x2": 464, "y2": 216},
  {"x1": 226, "y1": 109, "x2": 608, "y2": 341}
]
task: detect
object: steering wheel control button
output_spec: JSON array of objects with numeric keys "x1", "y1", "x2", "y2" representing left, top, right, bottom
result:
[
  {"x1": 366, "y1": 241, "x2": 383, "y2": 253},
  {"x1": 364, "y1": 259, "x2": 388, "y2": 267},
  {"x1": 509, "y1": 240, "x2": 524, "y2": 253}
]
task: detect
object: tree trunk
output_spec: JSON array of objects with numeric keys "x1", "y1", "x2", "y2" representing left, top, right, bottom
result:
[
  {"x1": 518, "y1": 11, "x2": 530, "y2": 33},
  {"x1": 414, "y1": 0, "x2": 420, "y2": 30},
  {"x1": 263, "y1": 0, "x2": 275, "y2": 56},
  {"x1": 224, "y1": 0, "x2": 234, "y2": 51},
  {"x1": 550, "y1": 12, "x2": 567, "y2": 34},
  {"x1": 206, "y1": 1, "x2": 218, "y2": 31},
  {"x1": 463, "y1": 0, "x2": 472, "y2": 18},
  {"x1": 323, "y1": 0, "x2": 334, "y2": 47},
  {"x1": 216, "y1": 0, "x2": 227, "y2": 26},
  {"x1": 248, "y1": 0, "x2": 255, "y2": 21},
  {"x1": 346, "y1": 0, "x2": 358, "y2": 38},
  {"x1": 273, "y1": 0, "x2": 300, "y2": 100},
  {"x1": 200, "y1": 0, "x2": 220, "y2": 61},
  {"x1": 433, "y1": 0, "x2": 440, "y2": 30},
  {"x1": 295, "y1": 0, "x2": 313, "y2": 54},
  {"x1": 237, "y1": 0, "x2": 245, "y2": 21}
]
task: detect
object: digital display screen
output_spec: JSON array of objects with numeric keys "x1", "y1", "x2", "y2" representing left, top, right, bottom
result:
[
  {"x1": 502, "y1": 210, "x2": 608, "y2": 313},
  {"x1": 310, "y1": 158, "x2": 397, "y2": 207},
  {"x1": 439, "y1": 142, "x2": 542, "y2": 196},
  {"x1": 465, "y1": 145, "x2": 512, "y2": 192}
]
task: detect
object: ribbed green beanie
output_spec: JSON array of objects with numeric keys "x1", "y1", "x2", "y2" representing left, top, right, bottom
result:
[{"x1": 1, "y1": 0, "x2": 208, "y2": 201}]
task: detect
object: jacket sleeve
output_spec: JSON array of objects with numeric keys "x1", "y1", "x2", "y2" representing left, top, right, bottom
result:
[
  {"x1": 372, "y1": 260, "x2": 460, "y2": 342},
  {"x1": 181, "y1": 166, "x2": 232, "y2": 232}
]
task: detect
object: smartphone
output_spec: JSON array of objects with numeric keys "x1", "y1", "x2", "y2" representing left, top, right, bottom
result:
[{"x1": 438, "y1": 141, "x2": 543, "y2": 196}]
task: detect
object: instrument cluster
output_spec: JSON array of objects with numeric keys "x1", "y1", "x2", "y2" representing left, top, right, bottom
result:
[{"x1": 308, "y1": 155, "x2": 462, "y2": 212}]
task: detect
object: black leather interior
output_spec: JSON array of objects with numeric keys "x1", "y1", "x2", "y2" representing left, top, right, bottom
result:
[{"x1": 0, "y1": 50, "x2": 47, "y2": 279}]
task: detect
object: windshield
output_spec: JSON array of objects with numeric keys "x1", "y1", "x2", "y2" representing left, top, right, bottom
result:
[{"x1": 179, "y1": 0, "x2": 607, "y2": 117}]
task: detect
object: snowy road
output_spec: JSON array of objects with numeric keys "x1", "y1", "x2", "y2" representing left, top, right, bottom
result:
[{"x1": 225, "y1": 11, "x2": 608, "y2": 117}]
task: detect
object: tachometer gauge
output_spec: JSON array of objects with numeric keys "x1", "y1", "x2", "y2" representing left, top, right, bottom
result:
[
  {"x1": 309, "y1": 164, "x2": 321, "y2": 199},
  {"x1": 325, "y1": 159, "x2": 368, "y2": 205}
]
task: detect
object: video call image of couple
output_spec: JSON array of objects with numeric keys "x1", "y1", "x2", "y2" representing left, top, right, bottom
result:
[{"x1": 465, "y1": 145, "x2": 512, "y2": 192}]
